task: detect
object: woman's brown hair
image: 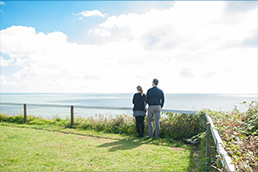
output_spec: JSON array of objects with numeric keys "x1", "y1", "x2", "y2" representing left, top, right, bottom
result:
[{"x1": 136, "y1": 85, "x2": 143, "y2": 96}]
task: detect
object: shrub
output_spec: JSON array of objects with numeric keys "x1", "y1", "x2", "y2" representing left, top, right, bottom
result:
[
  {"x1": 201, "y1": 101, "x2": 258, "y2": 172},
  {"x1": 0, "y1": 112, "x2": 201, "y2": 140},
  {"x1": 160, "y1": 112, "x2": 201, "y2": 140},
  {"x1": 0, "y1": 114, "x2": 24, "y2": 124}
]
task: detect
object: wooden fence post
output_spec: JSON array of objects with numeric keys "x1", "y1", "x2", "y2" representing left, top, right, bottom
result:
[
  {"x1": 199, "y1": 112, "x2": 205, "y2": 132},
  {"x1": 24, "y1": 104, "x2": 27, "y2": 123},
  {"x1": 206, "y1": 122, "x2": 211, "y2": 170},
  {"x1": 71, "y1": 106, "x2": 74, "y2": 128}
]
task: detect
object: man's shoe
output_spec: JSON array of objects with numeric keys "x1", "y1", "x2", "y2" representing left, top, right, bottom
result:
[{"x1": 147, "y1": 135, "x2": 153, "y2": 139}]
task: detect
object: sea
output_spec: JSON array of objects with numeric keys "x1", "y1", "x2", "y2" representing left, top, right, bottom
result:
[{"x1": 0, "y1": 93, "x2": 257, "y2": 119}]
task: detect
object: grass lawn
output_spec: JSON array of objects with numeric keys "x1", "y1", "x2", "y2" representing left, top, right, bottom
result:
[{"x1": 0, "y1": 122, "x2": 201, "y2": 171}]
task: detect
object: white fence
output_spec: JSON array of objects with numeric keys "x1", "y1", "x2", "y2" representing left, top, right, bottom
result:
[{"x1": 204, "y1": 113, "x2": 235, "y2": 171}]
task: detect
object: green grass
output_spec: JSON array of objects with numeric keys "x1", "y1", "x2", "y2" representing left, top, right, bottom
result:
[{"x1": 0, "y1": 122, "x2": 202, "y2": 171}]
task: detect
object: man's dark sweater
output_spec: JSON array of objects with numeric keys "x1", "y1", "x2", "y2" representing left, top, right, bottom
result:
[
  {"x1": 146, "y1": 87, "x2": 165, "y2": 108},
  {"x1": 132, "y1": 93, "x2": 146, "y2": 112}
]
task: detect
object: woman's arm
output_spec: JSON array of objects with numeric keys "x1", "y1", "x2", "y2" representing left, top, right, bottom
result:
[{"x1": 132, "y1": 94, "x2": 136, "y2": 104}]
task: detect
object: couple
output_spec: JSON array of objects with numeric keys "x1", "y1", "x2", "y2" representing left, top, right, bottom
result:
[{"x1": 132, "y1": 78, "x2": 165, "y2": 138}]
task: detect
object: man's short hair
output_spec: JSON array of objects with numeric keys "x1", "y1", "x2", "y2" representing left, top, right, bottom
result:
[{"x1": 153, "y1": 78, "x2": 159, "y2": 86}]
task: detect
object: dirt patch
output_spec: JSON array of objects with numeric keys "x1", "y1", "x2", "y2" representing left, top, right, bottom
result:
[
  {"x1": 78, "y1": 137, "x2": 87, "y2": 139},
  {"x1": 168, "y1": 147, "x2": 184, "y2": 151},
  {"x1": 78, "y1": 136, "x2": 100, "y2": 140}
]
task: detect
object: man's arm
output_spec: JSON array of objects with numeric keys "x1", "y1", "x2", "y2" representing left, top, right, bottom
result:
[
  {"x1": 146, "y1": 90, "x2": 149, "y2": 105},
  {"x1": 161, "y1": 91, "x2": 165, "y2": 108}
]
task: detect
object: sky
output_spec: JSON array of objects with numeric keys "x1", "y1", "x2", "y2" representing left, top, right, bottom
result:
[{"x1": 0, "y1": 1, "x2": 257, "y2": 94}]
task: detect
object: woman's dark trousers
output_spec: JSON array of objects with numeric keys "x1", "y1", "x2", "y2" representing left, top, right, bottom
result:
[{"x1": 135, "y1": 116, "x2": 145, "y2": 137}]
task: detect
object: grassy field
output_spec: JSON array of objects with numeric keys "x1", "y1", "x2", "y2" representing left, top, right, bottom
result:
[{"x1": 0, "y1": 122, "x2": 202, "y2": 171}]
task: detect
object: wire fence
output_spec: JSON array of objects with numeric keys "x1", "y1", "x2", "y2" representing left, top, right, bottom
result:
[
  {"x1": 0, "y1": 103, "x2": 24, "y2": 116},
  {"x1": 0, "y1": 103, "x2": 135, "y2": 120},
  {"x1": 0, "y1": 102, "x2": 197, "y2": 119}
]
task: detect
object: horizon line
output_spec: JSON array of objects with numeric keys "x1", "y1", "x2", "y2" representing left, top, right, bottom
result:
[{"x1": 0, "y1": 92, "x2": 257, "y2": 95}]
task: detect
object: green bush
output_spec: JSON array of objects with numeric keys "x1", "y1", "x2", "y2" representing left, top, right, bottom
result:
[
  {"x1": 201, "y1": 101, "x2": 258, "y2": 172},
  {"x1": 27, "y1": 118, "x2": 46, "y2": 125},
  {"x1": 74, "y1": 114, "x2": 136, "y2": 135},
  {"x1": 0, "y1": 114, "x2": 24, "y2": 124},
  {"x1": 160, "y1": 112, "x2": 200, "y2": 139}
]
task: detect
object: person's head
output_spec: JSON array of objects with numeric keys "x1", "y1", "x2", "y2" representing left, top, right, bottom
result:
[
  {"x1": 136, "y1": 85, "x2": 143, "y2": 96},
  {"x1": 152, "y1": 78, "x2": 159, "y2": 87}
]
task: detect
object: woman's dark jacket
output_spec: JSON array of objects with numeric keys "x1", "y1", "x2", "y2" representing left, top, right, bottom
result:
[{"x1": 132, "y1": 93, "x2": 146, "y2": 112}]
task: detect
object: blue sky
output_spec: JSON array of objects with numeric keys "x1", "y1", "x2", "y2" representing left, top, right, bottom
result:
[
  {"x1": 0, "y1": 1, "x2": 257, "y2": 94},
  {"x1": 0, "y1": 1, "x2": 172, "y2": 44}
]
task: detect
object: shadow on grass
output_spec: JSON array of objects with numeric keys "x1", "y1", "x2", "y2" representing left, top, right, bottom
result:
[
  {"x1": 186, "y1": 144, "x2": 203, "y2": 171},
  {"x1": 97, "y1": 137, "x2": 153, "y2": 152}
]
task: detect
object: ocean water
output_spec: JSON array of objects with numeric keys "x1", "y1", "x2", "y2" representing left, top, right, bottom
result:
[{"x1": 0, "y1": 93, "x2": 257, "y2": 119}]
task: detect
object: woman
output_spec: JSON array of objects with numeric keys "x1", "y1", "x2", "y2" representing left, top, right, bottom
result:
[{"x1": 132, "y1": 85, "x2": 146, "y2": 137}]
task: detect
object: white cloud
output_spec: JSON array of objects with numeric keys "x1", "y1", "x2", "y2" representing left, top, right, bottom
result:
[
  {"x1": 77, "y1": 10, "x2": 108, "y2": 17},
  {"x1": 0, "y1": 1, "x2": 257, "y2": 94},
  {"x1": 0, "y1": 1, "x2": 5, "y2": 5},
  {"x1": 92, "y1": 1, "x2": 257, "y2": 53},
  {"x1": 90, "y1": 28, "x2": 111, "y2": 37},
  {"x1": 0, "y1": 56, "x2": 13, "y2": 66}
]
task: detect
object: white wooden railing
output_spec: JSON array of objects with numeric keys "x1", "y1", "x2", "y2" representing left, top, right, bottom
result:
[{"x1": 204, "y1": 113, "x2": 235, "y2": 171}]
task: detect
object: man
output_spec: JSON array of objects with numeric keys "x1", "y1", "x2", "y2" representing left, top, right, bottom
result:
[{"x1": 146, "y1": 78, "x2": 165, "y2": 138}]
